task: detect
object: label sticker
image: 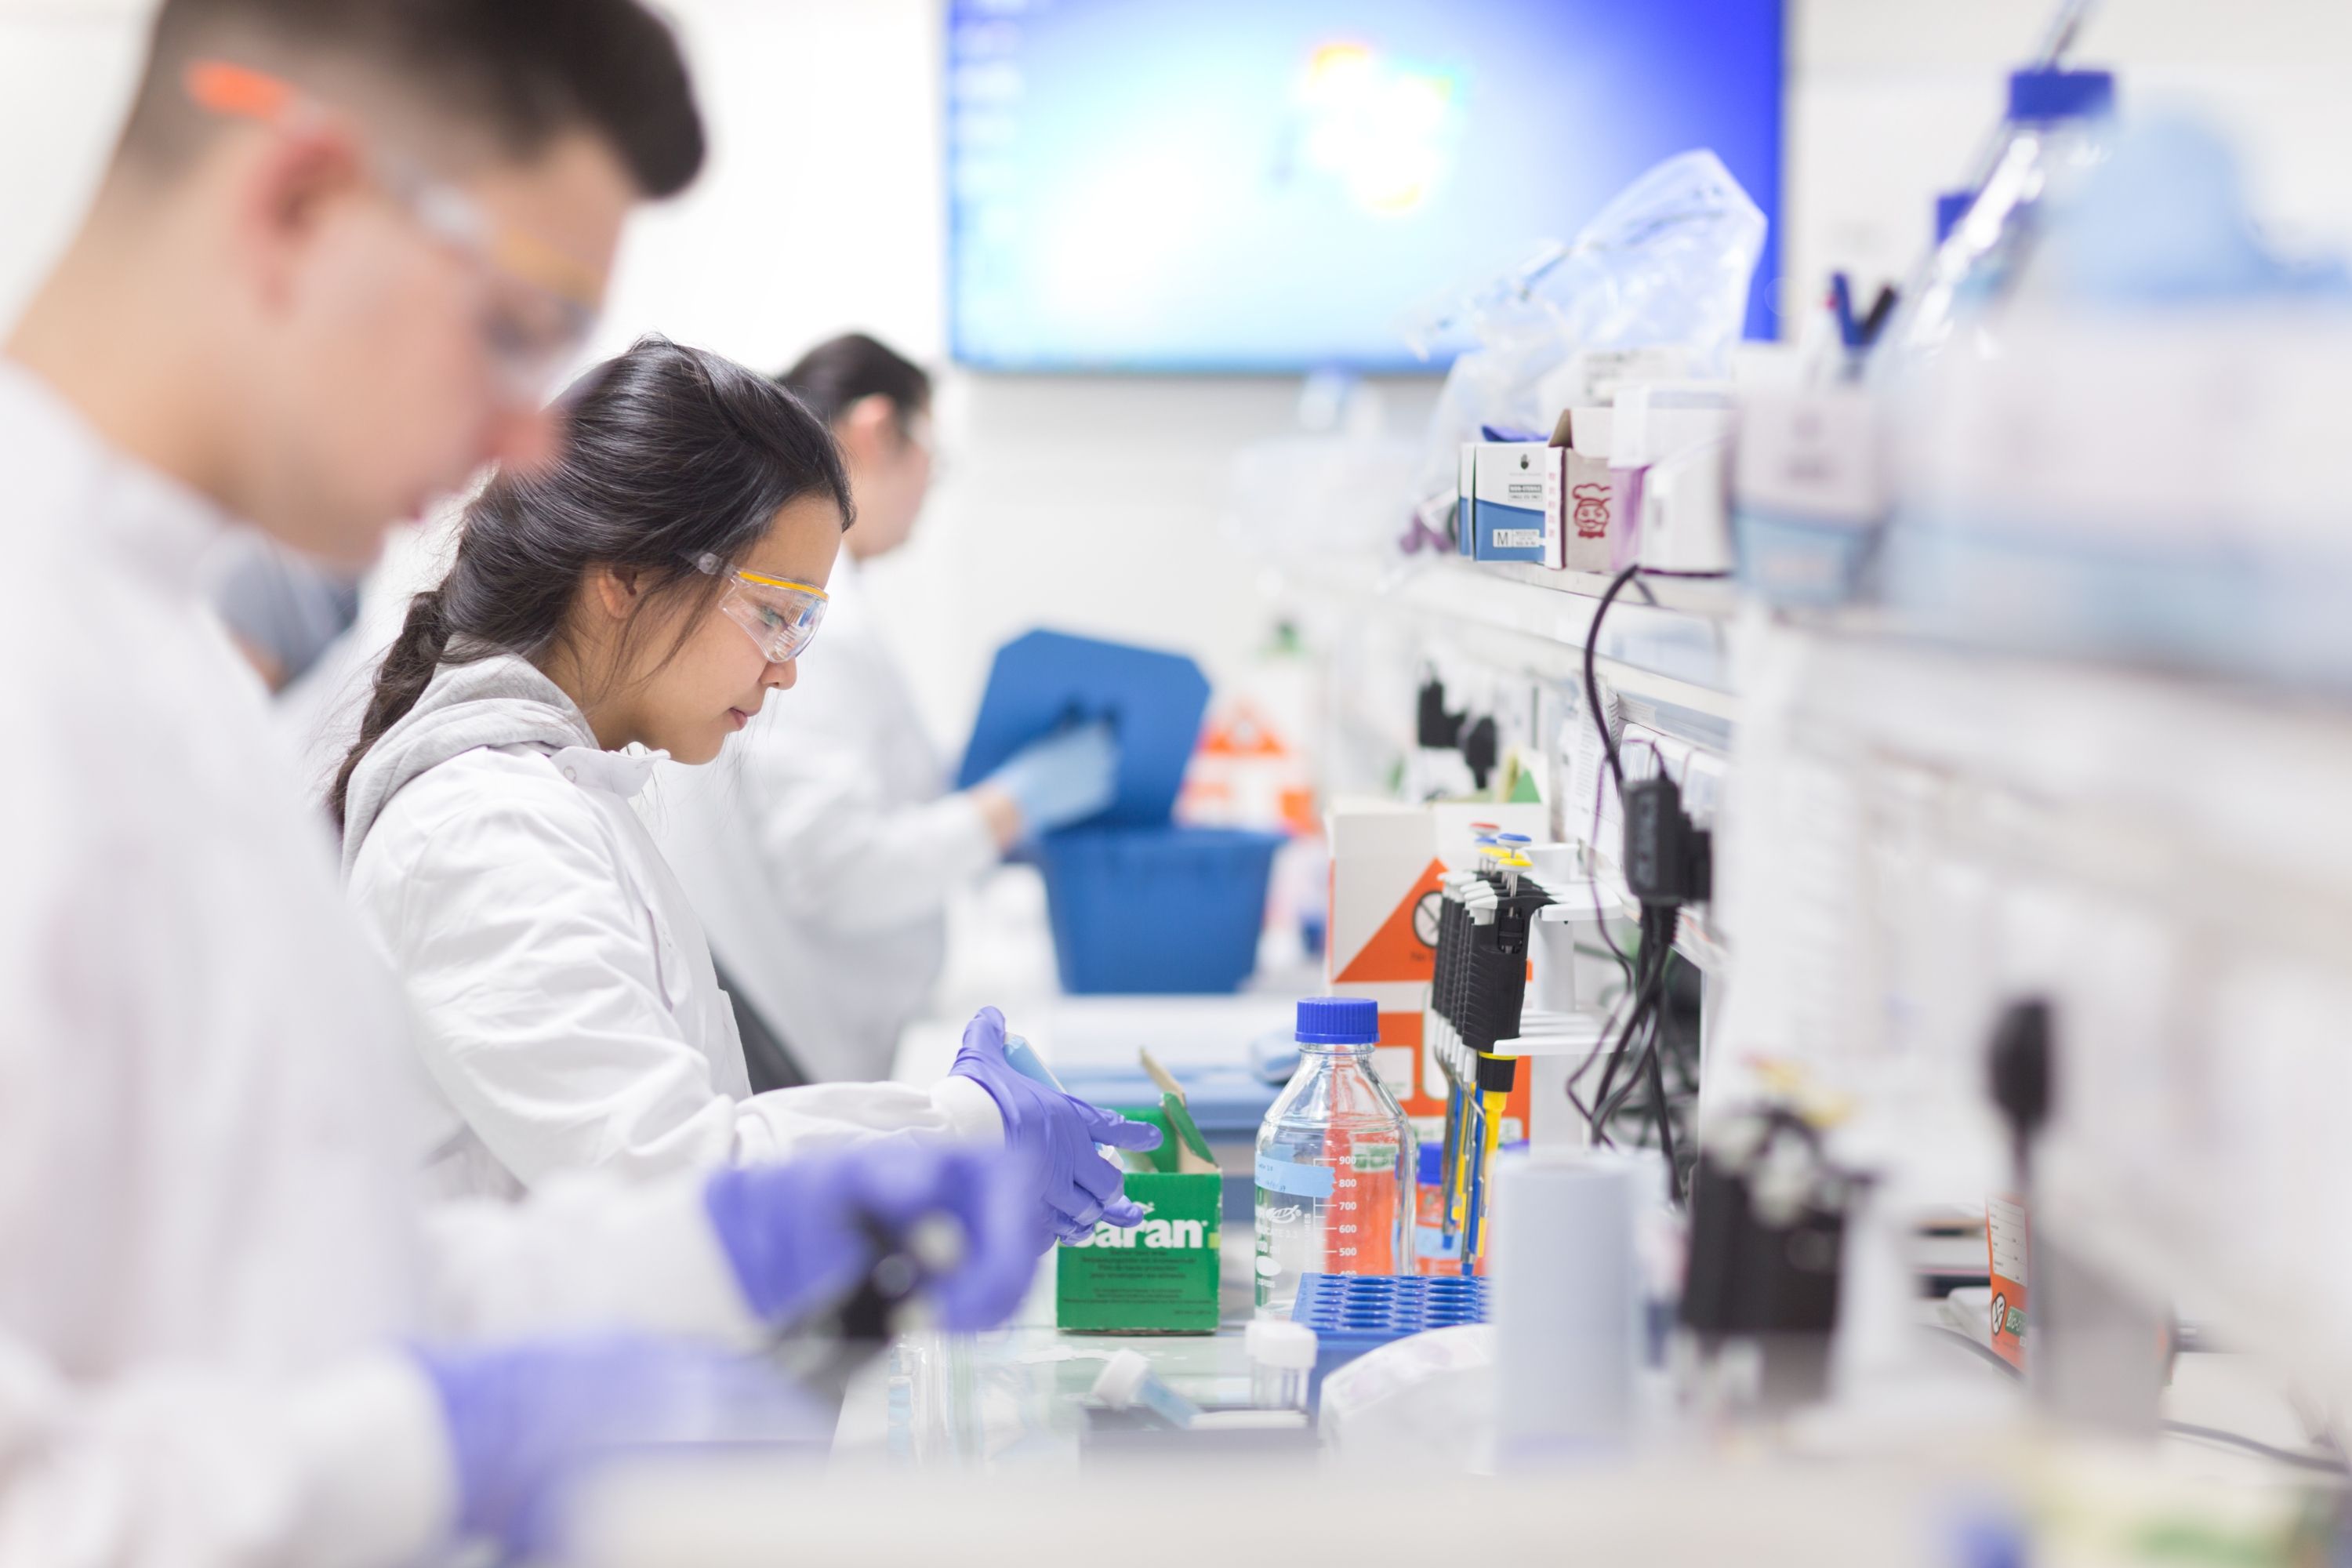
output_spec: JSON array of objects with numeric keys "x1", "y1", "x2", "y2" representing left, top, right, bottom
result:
[{"x1": 1254, "y1": 1154, "x2": 1335, "y2": 1199}]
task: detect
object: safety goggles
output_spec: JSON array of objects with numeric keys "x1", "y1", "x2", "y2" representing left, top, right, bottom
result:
[
  {"x1": 183, "y1": 60, "x2": 602, "y2": 403},
  {"x1": 691, "y1": 554, "x2": 828, "y2": 664}
]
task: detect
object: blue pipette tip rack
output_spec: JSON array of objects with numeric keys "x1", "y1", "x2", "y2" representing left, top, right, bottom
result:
[
  {"x1": 1286, "y1": 1274, "x2": 1490, "y2": 1410},
  {"x1": 1291, "y1": 1272, "x2": 1490, "y2": 1338}
]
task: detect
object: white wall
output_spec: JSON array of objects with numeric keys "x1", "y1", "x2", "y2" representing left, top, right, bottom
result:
[{"x1": 6, "y1": 0, "x2": 2350, "y2": 746}]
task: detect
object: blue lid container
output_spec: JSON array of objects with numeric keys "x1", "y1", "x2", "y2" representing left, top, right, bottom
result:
[
  {"x1": 1295, "y1": 996, "x2": 1378, "y2": 1044},
  {"x1": 1036, "y1": 826, "x2": 1283, "y2": 994},
  {"x1": 2007, "y1": 67, "x2": 2115, "y2": 122},
  {"x1": 956, "y1": 630, "x2": 1211, "y2": 829}
]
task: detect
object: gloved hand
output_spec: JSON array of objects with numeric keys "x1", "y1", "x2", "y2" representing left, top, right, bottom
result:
[
  {"x1": 414, "y1": 1332, "x2": 825, "y2": 1560},
  {"x1": 952, "y1": 1006, "x2": 1163, "y2": 1243},
  {"x1": 703, "y1": 1142, "x2": 1044, "y2": 1333},
  {"x1": 984, "y1": 720, "x2": 1120, "y2": 837}
]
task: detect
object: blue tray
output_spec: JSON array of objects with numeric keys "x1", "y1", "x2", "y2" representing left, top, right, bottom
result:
[{"x1": 1288, "y1": 1272, "x2": 1491, "y2": 1411}]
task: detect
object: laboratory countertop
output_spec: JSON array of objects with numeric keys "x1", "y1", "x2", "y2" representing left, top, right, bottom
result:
[
  {"x1": 568, "y1": 1239, "x2": 2341, "y2": 1568},
  {"x1": 829, "y1": 1232, "x2": 1270, "y2": 1472}
]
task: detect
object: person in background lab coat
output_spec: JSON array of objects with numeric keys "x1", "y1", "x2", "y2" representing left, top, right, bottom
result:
[
  {"x1": 0, "y1": 2, "x2": 1042, "y2": 1563},
  {"x1": 336, "y1": 335, "x2": 1158, "y2": 1229},
  {"x1": 215, "y1": 531, "x2": 364, "y2": 692},
  {"x1": 656, "y1": 333, "x2": 1120, "y2": 1087}
]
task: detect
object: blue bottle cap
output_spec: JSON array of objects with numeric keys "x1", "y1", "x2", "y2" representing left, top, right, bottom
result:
[
  {"x1": 1417, "y1": 1141, "x2": 1444, "y2": 1183},
  {"x1": 1295, "y1": 996, "x2": 1379, "y2": 1045},
  {"x1": 2007, "y1": 67, "x2": 2114, "y2": 123},
  {"x1": 1936, "y1": 189, "x2": 1976, "y2": 245}
]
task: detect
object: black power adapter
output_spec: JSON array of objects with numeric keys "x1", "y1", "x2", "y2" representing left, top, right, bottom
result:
[{"x1": 1622, "y1": 771, "x2": 1712, "y2": 909}]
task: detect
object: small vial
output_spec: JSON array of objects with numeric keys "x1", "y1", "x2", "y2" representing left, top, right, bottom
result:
[
  {"x1": 1091, "y1": 1349, "x2": 1200, "y2": 1428},
  {"x1": 1247, "y1": 1319, "x2": 1318, "y2": 1413}
]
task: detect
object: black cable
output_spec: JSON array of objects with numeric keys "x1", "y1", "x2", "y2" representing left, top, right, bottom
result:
[
  {"x1": 1655, "y1": 952, "x2": 1700, "y2": 1096},
  {"x1": 1575, "y1": 564, "x2": 1718, "y2": 1171},
  {"x1": 1565, "y1": 971, "x2": 1640, "y2": 1131},
  {"x1": 1581, "y1": 638, "x2": 1635, "y2": 978},
  {"x1": 2163, "y1": 1421, "x2": 2350, "y2": 1477},
  {"x1": 1581, "y1": 564, "x2": 1642, "y2": 797},
  {"x1": 1627, "y1": 736, "x2": 1670, "y2": 780},
  {"x1": 1587, "y1": 789, "x2": 1635, "y2": 976},
  {"x1": 1582, "y1": 932, "x2": 1658, "y2": 1131},
  {"x1": 1570, "y1": 901, "x2": 1655, "y2": 1114},
  {"x1": 1585, "y1": 905, "x2": 1672, "y2": 1139},
  {"x1": 1916, "y1": 1327, "x2": 2348, "y2": 1476},
  {"x1": 1644, "y1": 1022, "x2": 1682, "y2": 1202}
]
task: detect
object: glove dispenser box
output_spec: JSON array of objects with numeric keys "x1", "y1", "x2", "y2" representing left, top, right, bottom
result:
[{"x1": 960, "y1": 630, "x2": 1282, "y2": 995}]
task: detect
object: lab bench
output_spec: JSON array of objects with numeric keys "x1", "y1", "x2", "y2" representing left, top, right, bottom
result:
[
  {"x1": 831, "y1": 1232, "x2": 1269, "y2": 1472},
  {"x1": 563, "y1": 1234, "x2": 2338, "y2": 1568}
]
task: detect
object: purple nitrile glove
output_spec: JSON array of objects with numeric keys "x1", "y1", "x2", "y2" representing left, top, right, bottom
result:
[
  {"x1": 703, "y1": 1141, "x2": 1045, "y2": 1334},
  {"x1": 412, "y1": 1331, "x2": 825, "y2": 1560},
  {"x1": 951, "y1": 1005, "x2": 1163, "y2": 1244}
]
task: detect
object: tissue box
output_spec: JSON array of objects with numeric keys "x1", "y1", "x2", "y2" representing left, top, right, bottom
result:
[
  {"x1": 1543, "y1": 408, "x2": 1617, "y2": 572},
  {"x1": 1057, "y1": 1108, "x2": 1222, "y2": 1333},
  {"x1": 1465, "y1": 442, "x2": 1550, "y2": 562}
]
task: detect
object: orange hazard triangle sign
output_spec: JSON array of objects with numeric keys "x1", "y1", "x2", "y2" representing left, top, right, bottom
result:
[
  {"x1": 1335, "y1": 858, "x2": 1448, "y2": 983},
  {"x1": 1200, "y1": 699, "x2": 1288, "y2": 758}
]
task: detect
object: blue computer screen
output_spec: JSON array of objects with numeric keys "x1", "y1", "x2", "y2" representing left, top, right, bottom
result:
[{"x1": 946, "y1": 0, "x2": 1784, "y2": 372}]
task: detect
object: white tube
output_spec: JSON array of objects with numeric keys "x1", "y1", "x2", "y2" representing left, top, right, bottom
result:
[{"x1": 1492, "y1": 1149, "x2": 1646, "y2": 1458}]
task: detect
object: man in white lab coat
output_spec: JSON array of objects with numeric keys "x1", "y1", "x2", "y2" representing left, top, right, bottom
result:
[
  {"x1": 0, "y1": 5, "x2": 1039, "y2": 1563},
  {"x1": 655, "y1": 334, "x2": 1120, "y2": 1086}
]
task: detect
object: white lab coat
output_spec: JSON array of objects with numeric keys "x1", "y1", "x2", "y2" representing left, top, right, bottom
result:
[
  {"x1": 652, "y1": 555, "x2": 1000, "y2": 1083},
  {"x1": 0, "y1": 361, "x2": 794, "y2": 1568},
  {"x1": 340, "y1": 649, "x2": 1002, "y2": 1200}
]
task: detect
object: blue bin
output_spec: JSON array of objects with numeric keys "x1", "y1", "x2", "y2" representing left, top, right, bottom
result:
[{"x1": 1036, "y1": 826, "x2": 1283, "y2": 994}]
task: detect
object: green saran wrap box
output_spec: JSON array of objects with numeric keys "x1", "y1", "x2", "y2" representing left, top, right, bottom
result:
[{"x1": 1055, "y1": 1107, "x2": 1221, "y2": 1334}]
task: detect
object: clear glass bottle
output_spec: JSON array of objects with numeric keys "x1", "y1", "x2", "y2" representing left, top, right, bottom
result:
[
  {"x1": 1254, "y1": 997, "x2": 1414, "y2": 1315},
  {"x1": 1880, "y1": 67, "x2": 2117, "y2": 372}
]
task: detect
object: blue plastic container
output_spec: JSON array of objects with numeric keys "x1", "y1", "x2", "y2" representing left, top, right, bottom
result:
[
  {"x1": 1288, "y1": 1272, "x2": 1491, "y2": 1411},
  {"x1": 955, "y1": 630, "x2": 1211, "y2": 829},
  {"x1": 1036, "y1": 825, "x2": 1283, "y2": 995}
]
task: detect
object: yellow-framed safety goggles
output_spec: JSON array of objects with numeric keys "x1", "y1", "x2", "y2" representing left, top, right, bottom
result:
[
  {"x1": 183, "y1": 60, "x2": 603, "y2": 404},
  {"x1": 692, "y1": 554, "x2": 828, "y2": 664}
]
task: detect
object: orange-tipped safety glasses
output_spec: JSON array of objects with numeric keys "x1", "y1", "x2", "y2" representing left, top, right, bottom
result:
[
  {"x1": 691, "y1": 553, "x2": 829, "y2": 666},
  {"x1": 183, "y1": 60, "x2": 602, "y2": 401}
]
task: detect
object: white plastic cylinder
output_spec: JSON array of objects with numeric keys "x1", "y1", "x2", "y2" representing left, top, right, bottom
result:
[
  {"x1": 1247, "y1": 1318, "x2": 1319, "y2": 1412},
  {"x1": 1491, "y1": 1149, "x2": 1646, "y2": 1457}
]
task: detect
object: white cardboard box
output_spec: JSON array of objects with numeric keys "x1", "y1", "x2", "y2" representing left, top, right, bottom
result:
[{"x1": 1543, "y1": 408, "x2": 1617, "y2": 572}]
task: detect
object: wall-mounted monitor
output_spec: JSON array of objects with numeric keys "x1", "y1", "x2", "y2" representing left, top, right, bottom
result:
[{"x1": 946, "y1": 0, "x2": 1784, "y2": 372}]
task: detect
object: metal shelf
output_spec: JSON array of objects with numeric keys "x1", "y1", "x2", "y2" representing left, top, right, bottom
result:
[{"x1": 1302, "y1": 554, "x2": 1744, "y2": 723}]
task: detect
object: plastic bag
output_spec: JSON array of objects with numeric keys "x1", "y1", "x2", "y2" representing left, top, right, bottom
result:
[{"x1": 1410, "y1": 149, "x2": 1767, "y2": 520}]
